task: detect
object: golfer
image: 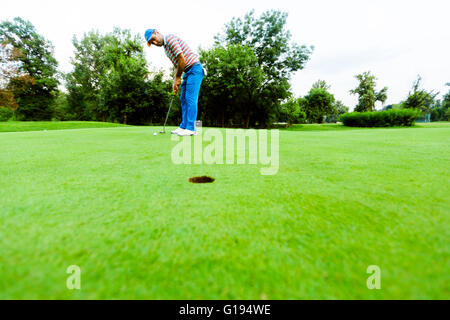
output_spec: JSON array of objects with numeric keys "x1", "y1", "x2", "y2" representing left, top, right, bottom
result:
[{"x1": 145, "y1": 29, "x2": 205, "y2": 136}]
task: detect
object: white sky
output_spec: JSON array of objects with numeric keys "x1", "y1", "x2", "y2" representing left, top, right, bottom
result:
[{"x1": 2, "y1": 0, "x2": 449, "y2": 109}]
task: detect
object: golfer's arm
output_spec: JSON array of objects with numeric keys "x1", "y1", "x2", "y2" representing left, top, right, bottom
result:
[{"x1": 175, "y1": 53, "x2": 185, "y2": 79}]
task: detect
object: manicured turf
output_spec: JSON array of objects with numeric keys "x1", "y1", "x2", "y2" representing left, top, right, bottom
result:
[
  {"x1": 285, "y1": 121, "x2": 450, "y2": 131},
  {"x1": 0, "y1": 121, "x2": 129, "y2": 132},
  {"x1": 0, "y1": 122, "x2": 449, "y2": 299},
  {"x1": 285, "y1": 123, "x2": 359, "y2": 131}
]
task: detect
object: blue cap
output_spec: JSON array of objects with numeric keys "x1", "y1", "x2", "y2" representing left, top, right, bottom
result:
[{"x1": 144, "y1": 29, "x2": 155, "y2": 43}]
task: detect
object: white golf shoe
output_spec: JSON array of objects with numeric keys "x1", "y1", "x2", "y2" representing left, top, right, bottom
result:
[
  {"x1": 177, "y1": 129, "x2": 197, "y2": 136},
  {"x1": 171, "y1": 127, "x2": 184, "y2": 135}
]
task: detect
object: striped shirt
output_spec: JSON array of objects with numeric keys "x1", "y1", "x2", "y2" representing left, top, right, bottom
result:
[{"x1": 164, "y1": 34, "x2": 200, "y2": 71}]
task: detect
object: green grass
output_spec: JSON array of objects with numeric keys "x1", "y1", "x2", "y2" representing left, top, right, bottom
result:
[
  {"x1": 285, "y1": 123, "x2": 359, "y2": 131},
  {"x1": 415, "y1": 121, "x2": 450, "y2": 128},
  {"x1": 0, "y1": 121, "x2": 130, "y2": 132},
  {"x1": 0, "y1": 122, "x2": 449, "y2": 299},
  {"x1": 285, "y1": 122, "x2": 450, "y2": 131}
]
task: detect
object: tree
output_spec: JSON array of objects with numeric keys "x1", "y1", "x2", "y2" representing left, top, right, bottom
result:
[
  {"x1": 443, "y1": 83, "x2": 450, "y2": 120},
  {"x1": 431, "y1": 83, "x2": 450, "y2": 121},
  {"x1": 140, "y1": 71, "x2": 173, "y2": 125},
  {"x1": 444, "y1": 83, "x2": 450, "y2": 108},
  {"x1": 66, "y1": 30, "x2": 112, "y2": 120},
  {"x1": 0, "y1": 17, "x2": 59, "y2": 120},
  {"x1": 325, "y1": 100, "x2": 349, "y2": 123},
  {"x1": 309, "y1": 80, "x2": 346, "y2": 123},
  {"x1": 350, "y1": 71, "x2": 387, "y2": 112},
  {"x1": 0, "y1": 106, "x2": 13, "y2": 121},
  {"x1": 66, "y1": 28, "x2": 172, "y2": 124},
  {"x1": 0, "y1": 44, "x2": 20, "y2": 114},
  {"x1": 51, "y1": 91, "x2": 74, "y2": 121},
  {"x1": 312, "y1": 79, "x2": 331, "y2": 90},
  {"x1": 335, "y1": 100, "x2": 349, "y2": 115},
  {"x1": 302, "y1": 88, "x2": 336, "y2": 123},
  {"x1": 0, "y1": 41, "x2": 23, "y2": 89},
  {"x1": 199, "y1": 44, "x2": 265, "y2": 128},
  {"x1": 278, "y1": 97, "x2": 306, "y2": 125},
  {"x1": 212, "y1": 9, "x2": 313, "y2": 127},
  {"x1": 445, "y1": 108, "x2": 450, "y2": 121},
  {"x1": 98, "y1": 28, "x2": 152, "y2": 124},
  {"x1": 310, "y1": 80, "x2": 347, "y2": 123},
  {"x1": 403, "y1": 75, "x2": 438, "y2": 115}
]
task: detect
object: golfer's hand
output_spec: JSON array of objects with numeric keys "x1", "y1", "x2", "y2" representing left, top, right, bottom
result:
[{"x1": 173, "y1": 77, "x2": 182, "y2": 94}]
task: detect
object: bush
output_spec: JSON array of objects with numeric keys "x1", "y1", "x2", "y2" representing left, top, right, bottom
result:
[
  {"x1": 445, "y1": 108, "x2": 450, "y2": 121},
  {"x1": 0, "y1": 107, "x2": 13, "y2": 121},
  {"x1": 340, "y1": 109, "x2": 422, "y2": 127},
  {"x1": 51, "y1": 92, "x2": 77, "y2": 121},
  {"x1": 325, "y1": 114, "x2": 339, "y2": 123}
]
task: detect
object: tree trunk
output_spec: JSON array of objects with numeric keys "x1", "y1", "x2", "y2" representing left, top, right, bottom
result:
[
  {"x1": 102, "y1": 114, "x2": 105, "y2": 122},
  {"x1": 245, "y1": 113, "x2": 250, "y2": 129},
  {"x1": 123, "y1": 114, "x2": 127, "y2": 125}
]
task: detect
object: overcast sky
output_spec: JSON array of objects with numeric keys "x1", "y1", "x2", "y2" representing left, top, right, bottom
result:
[{"x1": 2, "y1": 0, "x2": 449, "y2": 109}]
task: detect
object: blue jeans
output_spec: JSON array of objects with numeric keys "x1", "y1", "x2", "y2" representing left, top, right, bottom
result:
[{"x1": 180, "y1": 63, "x2": 204, "y2": 131}]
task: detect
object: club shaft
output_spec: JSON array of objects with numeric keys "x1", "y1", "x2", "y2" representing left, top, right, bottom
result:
[{"x1": 163, "y1": 95, "x2": 175, "y2": 132}]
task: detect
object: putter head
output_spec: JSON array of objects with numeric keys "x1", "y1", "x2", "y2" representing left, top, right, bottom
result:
[{"x1": 159, "y1": 130, "x2": 166, "y2": 134}]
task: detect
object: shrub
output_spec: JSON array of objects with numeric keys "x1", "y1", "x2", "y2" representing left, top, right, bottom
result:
[
  {"x1": 0, "y1": 107, "x2": 13, "y2": 122},
  {"x1": 298, "y1": 111, "x2": 307, "y2": 124},
  {"x1": 446, "y1": 109, "x2": 450, "y2": 121},
  {"x1": 340, "y1": 109, "x2": 422, "y2": 127}
]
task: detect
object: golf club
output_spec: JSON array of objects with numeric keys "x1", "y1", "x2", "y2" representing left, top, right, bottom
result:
[{"x1": 159, "y1": 94, "x2": 175, "y2": 134}]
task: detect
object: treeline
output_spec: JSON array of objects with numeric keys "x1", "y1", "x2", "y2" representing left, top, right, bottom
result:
[
  {"x1": 0, "y1": 18, "x2": 174, "y2": 125},
  {"x1": 382, "y1": 76, "x2": 450, "y2": 122},
  {"x1": 64, "y1": 28, "x2": 174, "y2": 125},
  {"x1": 289, "y1": 72, "x2": 450, "y2": 125},
  {"x1": 1, "y1": 12, "x2": 449, "y2": 126}
]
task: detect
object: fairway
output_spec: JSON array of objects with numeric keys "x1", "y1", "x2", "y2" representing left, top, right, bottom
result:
[{"x1": 0, "y1": 123, "x2": 449, "y2": 299}]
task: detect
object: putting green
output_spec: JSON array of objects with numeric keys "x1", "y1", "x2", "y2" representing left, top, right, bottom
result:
[{"x1": 0, "y1": 122, "x2": 449, "y2": 299}]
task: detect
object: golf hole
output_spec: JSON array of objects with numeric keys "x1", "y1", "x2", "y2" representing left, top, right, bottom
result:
[{"x1": 189, "y1": 176, "x2": 215, "y2": 184}]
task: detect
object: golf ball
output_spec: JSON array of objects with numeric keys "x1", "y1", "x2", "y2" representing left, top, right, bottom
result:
[{"x1": 153, "y1": 133, "x2": 158, "y2": 136}]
